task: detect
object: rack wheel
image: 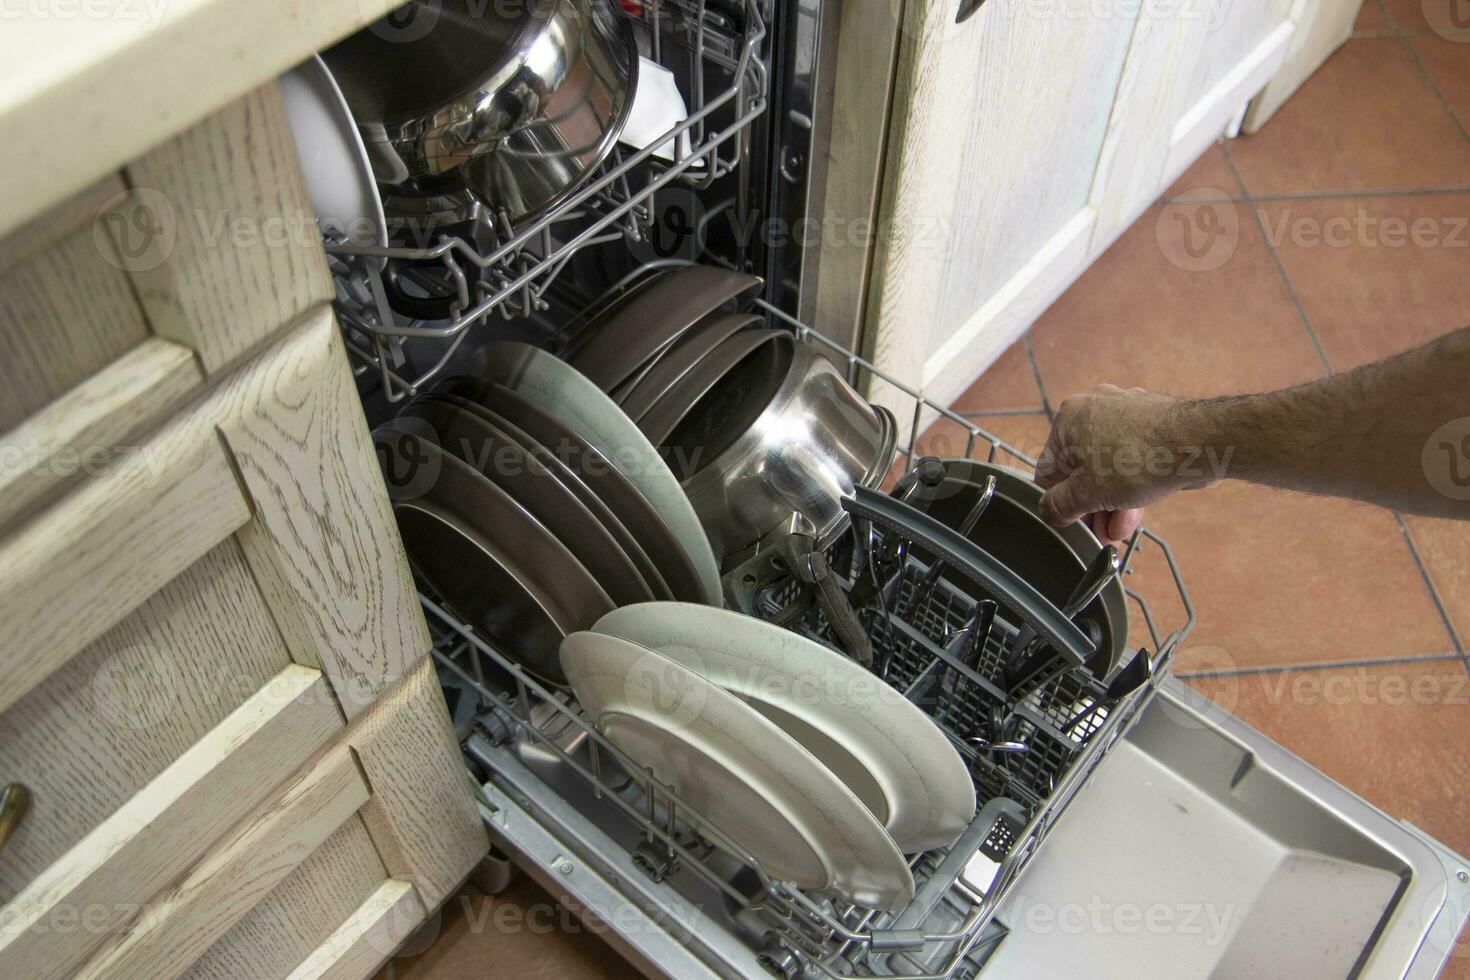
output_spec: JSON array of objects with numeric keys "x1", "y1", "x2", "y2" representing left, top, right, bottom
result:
[
  {"x1": 757, "y1": 936, "x2": 801, "y2": 979},
  {"x1": 631, "y1": 840, "x2": 680, "y2": 882},
  {"x1": 469, "y1": 845, "x2": 517, "y2": 895}
]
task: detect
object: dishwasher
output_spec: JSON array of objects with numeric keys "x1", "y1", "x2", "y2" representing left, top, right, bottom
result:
[{"x1": 311, "y1": 1, "x2": 1470, "y2": 976}]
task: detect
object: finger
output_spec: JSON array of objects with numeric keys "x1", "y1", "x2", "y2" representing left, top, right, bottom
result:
[
  {"x1": 1104, "y1": 508, "x2": 1144, "y2": 545},
  {"x1": 1034, "y1": 421, "x2": 1070, "y2": 489},
  {"x1": 1039, "y1": 472, "x2": 1092, "y2": 527}
]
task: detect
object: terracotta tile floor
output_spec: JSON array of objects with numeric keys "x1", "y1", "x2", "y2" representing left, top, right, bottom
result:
[{"x1": 933, "y1": 11, "x2": 1470, "y2": 966}]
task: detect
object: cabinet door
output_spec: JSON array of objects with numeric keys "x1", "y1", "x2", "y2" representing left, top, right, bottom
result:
[
  {"x1": 863, "y1": 0, "x2": 1139, "y2": 418},
  {"x1": 1089, "y1": 0, "x2": 1299, "y2": 247}
]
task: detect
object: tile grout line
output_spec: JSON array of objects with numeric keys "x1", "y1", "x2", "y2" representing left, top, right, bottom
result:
[
  {"x1": 1376, "y1": 0, "x2": 1470, "y2": 147},
  {"x1": 1393, "y1": 511, "x2": 1467, "y2": 653},
  {"x1": 1220, "y1": 141, "x2": 1337, "y2": 377},
  {"x1": 1175, "y1": 651, "x2": 1467, "y2": 681},
  {"x1": 1022, "y1": 334, "x2": 1054, "y2": 421}
]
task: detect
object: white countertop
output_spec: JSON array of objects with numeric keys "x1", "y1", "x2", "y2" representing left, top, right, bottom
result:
[{"x1": 0, "y1": 0, "x2": 400, "y2": 238}]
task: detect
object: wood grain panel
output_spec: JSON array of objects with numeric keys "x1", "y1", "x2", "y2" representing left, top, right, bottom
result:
[
  {"x1": 218, "y1": 307, "x2": 429, "y2": 717},
  {"x1": 0, "y1": 665, "x2": 341, "y2": 980},
  {"x1": 928, "y1": 8, "x2": 1134, "y2": 346},
  {"x1": 76, "y1": 746, "x2": 369, "y2": 980},
  {"x1": 1088, "y1": 10, "x2": 1216, "y2": 247},
  {"x1": 285, "y1": 880, "x2": 424, "y2": 980},
  {"x1": 0, "y1": 219, "x2": 152, "y2": 432},
  {"x1": 0, "y1": 337, "x2": 203, "y2": 532},
  {"x1": 921, "y1": 209, "x2": 1097, "y2": 415},
  {"x1": 0, "y1": 539, "x2": 294, "y2": 904},
  {"x1": 180, "y1": 818, "x2": 391, "y2": 980},
  {"x1": 864, "y1": 0, "x2": 1135, "y2": 412},
  {"x1": 116, "y1": 84, "x2": 333, "y2": 376},
  {"x1": 346, "y1": 657, "x2": 488, "y2": 910},
  {"x1": 0, "y1": 176, "x2": 128, "y2": 275},
  {"x1": 1243, "y1": 0, "x2": 1359, "y2": 132},
  {"x1": 0, "y1": 403, "x2": 251, "y2": 715},
  {"x1": 1180, "y1": 0, "x2": 1298, "y2": 112},
  {"x1": 1164, "y1": 22, "x2": 1295, "y2": 179},
  {"x1": 0, "y1": 0, "x2": 403, "y2": 240}
]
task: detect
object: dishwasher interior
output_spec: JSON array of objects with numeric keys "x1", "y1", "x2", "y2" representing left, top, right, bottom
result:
[{"x1": 317, "y1": 1, "x2": 1470, "y2": 976}]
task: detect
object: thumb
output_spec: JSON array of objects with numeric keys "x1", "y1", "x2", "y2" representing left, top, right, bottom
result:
[{"x1": 1039, "y1": 472, "x2": 1092, "y2": 527}]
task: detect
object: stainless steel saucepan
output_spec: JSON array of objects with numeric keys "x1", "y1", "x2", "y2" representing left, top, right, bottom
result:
[
  {"x1": 680, "y1": 339, "x2": 897, "y2": 560},
  {"x1": 322, "y1": 0, "x2": 637, "y2": 225}
]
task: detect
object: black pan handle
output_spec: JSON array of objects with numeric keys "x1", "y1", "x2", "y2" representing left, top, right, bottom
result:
[
  {"x1": 957, "y1": 0, "x2": 987, "y2": 22},
  {"x1": 382, "y1": 260, "x2": 460, "y2": 321},
  {"x1": 844, "y1": 486, "x2": 1096, "y2": 667}
]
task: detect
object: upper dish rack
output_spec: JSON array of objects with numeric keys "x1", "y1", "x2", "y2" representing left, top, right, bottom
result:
[
  {"x1": 328, "y1": 0, "x2": 769, "y2": 403},
  {"x1": 430, "y1": 318, "x2": 1197, "y2": 980}
]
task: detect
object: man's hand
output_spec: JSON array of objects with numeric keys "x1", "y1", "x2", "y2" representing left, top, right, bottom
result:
[
  {"x1": 1030, "y1": 326, "x2": 1470, "y2": 535},
  {"x1": 1035, "y1": 385, "x2": 1208, "y2": 544}
]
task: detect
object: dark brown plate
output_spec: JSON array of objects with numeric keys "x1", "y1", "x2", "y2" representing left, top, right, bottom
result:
[
  {"x1": 375, "y1": 426, "x2": 613, "y2": 683},
  {"x1": 403, "y1": 396, "x2": 658, "y2": 608},
  {"x1": 638, "y1": 329, "x2": 784, "y2": 448},
  {"x1": 431, "y1": 376, "x2": 708, "y2": 604},
  {"x1": 616, "y1": 311, "x2": 764, "y2": 420},
  {"x1": 566, "y1": 265, "x2": 763, "y2": 392}
]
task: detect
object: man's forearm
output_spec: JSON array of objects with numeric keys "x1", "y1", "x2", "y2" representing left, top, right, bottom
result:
[{"x1": 1163, "y1": 325, "x2": 1470, "y2": 517}]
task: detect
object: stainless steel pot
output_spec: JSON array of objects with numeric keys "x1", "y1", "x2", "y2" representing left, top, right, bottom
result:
[
  {"x1": 322, "y1": 0, "x2": 637, "y2": 224},
  {"x1": 681, "y1": 338, "x2": 897, "y2": 560}
]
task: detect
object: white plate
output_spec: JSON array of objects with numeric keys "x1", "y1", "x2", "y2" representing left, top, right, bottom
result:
[
  {"x1": 592, "y1": 602, "x2": 976, "y2": 853},
  {"x1": 279, "y1": 54, "x2": 386, "y2": 271},
  {"x1": 560, "y1": 631, "x2": 914, "y2": 910},
  {"x1": 619, "y1": 56, "x2": 699, "y2": 165},
  {"x1": 473, "y1": 341, "x2": 723, "y2": 606}
]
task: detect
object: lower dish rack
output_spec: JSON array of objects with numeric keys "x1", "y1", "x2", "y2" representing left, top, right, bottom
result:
[{"x1": 423, "y1": 322, "x2": 1195, "y2": 980}]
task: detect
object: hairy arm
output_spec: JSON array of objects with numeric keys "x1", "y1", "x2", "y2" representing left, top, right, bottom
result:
[{"x1": 1036, "y1": 324, "x2": 1470, "y2": 542}]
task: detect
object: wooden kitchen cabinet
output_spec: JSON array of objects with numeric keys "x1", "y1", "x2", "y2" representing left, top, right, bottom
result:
[
  {"x1": 816, "y1": 0, "x2": 1358, "y2": 424},
  {"x1": 859, "y1": 0, "x2": 1140, "y2": 419},
  {"x1": 1088, "y1": 0, "x2": 1299, "y2": 250},
  {"x1": 0, "y1": 13, "x2": 489, "y2": 972}
]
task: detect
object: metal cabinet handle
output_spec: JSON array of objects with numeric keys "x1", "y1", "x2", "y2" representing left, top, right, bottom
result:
[
  {"x1": 957, "y1": 0, "x2": 986, "y2": 23},
  {"x1": 0, "y1": 784, "x2": 31, "y2": 854}
]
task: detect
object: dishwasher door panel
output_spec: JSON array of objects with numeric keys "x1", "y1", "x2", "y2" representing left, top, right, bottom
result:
[{"x1": 476, "y1": 677, "x2": 1469, "y2": 979}]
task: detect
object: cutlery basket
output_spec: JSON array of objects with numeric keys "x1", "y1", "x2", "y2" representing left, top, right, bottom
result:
[{"x1": 429, "y1": 317, "x2": 1195, "y2": 980}]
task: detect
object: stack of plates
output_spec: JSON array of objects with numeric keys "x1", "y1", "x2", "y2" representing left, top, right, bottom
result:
[
  {"x1": 561, "y1": 603, "x2": 977, "y2": 911},
  {"x1": 375, "y1": 342, "x2": 723, "y2": 686},
  {"x1": 565, "y1": 263, "x2": 897, "y2": 561}
]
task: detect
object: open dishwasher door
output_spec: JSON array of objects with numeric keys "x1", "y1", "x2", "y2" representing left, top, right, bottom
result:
[
  {"x1": 470, "y1": 674, "x2": 1469, "y2": 980},
  {"x1": 976, "y1": 677, "x2": 1469, "y2": 980}
]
